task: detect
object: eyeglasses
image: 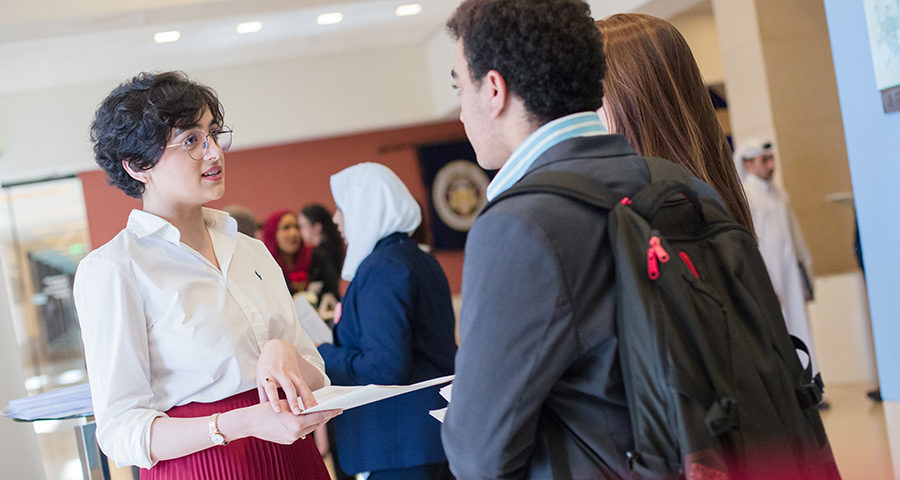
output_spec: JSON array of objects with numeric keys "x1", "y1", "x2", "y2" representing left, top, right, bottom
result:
[{"x1": 164, "y1": 127, "x2": 233, "y2": 161}]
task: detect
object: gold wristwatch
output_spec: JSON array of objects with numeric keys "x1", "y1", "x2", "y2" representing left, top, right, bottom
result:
[{"x1": 209, "y1": 412, "x2": 228, "y2": 446}]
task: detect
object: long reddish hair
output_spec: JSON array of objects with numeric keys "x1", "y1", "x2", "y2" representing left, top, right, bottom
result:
[{"x1": 596, "y1": 14, "x2": 755, "y2": 236}]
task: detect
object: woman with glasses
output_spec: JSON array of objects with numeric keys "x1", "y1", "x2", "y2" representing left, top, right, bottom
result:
[{"x1": 74, "y1": 71, "x2": 340, "y2": 479}]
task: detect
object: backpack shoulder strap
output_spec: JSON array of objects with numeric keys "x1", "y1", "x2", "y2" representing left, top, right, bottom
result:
[{"x1": 481, "y1": 170, "x2": 625, "y2": 216}]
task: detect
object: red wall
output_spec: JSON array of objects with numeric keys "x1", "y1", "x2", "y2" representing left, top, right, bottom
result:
[{"x1": 79, "y1": 120, "x2": 468, "y2": 293}]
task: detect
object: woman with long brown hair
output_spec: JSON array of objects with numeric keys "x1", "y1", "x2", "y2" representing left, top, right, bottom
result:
[{"x1": 595, "y1": 13, "x2": 755, "y2": 234}]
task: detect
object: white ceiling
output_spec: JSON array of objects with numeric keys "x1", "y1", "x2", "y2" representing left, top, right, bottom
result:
[
  {"x1": 0, "y1": 0, "x2": 704, "y2": 95},
  {"x1": 0, "y1": 0, "x2": 461, "y2": 95}
]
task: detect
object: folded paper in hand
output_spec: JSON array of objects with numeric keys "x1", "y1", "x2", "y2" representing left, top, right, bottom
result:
[{"x1": 302, "y1": 375, "x2": 454, "y2": 414}]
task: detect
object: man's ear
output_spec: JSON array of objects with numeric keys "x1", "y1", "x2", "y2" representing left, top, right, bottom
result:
[
  {"x1": 482, "y1": 70, "x2": 508, "y2": 118},
  {"x1": 121, "y1": 160, "x2": 149, "y2": 185}
]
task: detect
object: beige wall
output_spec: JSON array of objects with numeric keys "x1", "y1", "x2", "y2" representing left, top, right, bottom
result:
[
  {"x1": 669, "y1": 3, "x2": 725, "y2": 84},
  {"x1": 712, "y1": 0, "x2": 855, "y2": 276},
  {"x1": 755, "y1": 0, "x2": 855, "y2": 276}
]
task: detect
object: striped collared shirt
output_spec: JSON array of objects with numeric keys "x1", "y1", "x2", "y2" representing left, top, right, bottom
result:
[{"x1": 486, "y1": 111, "x2": 608, "y2": 200}]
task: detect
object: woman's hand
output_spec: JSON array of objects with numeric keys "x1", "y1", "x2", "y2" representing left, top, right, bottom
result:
[
  {"x1": 222, "y1": 401, "x2": 341, "y2": 445},
  {"x1": 257, "y1": 339, "x2": 318, "y2": 414}
]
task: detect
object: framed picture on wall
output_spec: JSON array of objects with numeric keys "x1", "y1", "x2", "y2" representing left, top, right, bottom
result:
[
  {"x1": 863, "y1": 0, "x2": 900, "y2": 112},
  {"x1": 417, "y1": 140, "x2": 494, "y2": 251}
]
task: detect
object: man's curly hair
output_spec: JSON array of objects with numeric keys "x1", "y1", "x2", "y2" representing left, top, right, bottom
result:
[
  {"x1": 90, "y1": 71, "x2": 225, "y2": 198},
  {"x1": 447, "y1": 0, "x2": 605, "y2": 125}
]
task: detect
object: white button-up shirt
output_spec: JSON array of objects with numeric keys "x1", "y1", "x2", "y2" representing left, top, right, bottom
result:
[{"x1": 73, "y1": 208, "x2": 328, "y2": 469}]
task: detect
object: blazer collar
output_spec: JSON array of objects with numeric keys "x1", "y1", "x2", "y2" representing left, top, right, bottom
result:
[{"x1": 524, "y1": 134, "x2": 637, "y2": 176}]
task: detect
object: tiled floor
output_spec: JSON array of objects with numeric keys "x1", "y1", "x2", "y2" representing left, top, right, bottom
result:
[{"x1": 820, "y1": 384, "x2": 894, "y2": 480}]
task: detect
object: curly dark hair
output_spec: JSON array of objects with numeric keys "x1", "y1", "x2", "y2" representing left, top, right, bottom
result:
[
  {"x1": 90, "y1": 71, "x2": 225, "y2": 198},
  {"x1": 447, "y1": 0, "x2": 605, "y2": 125}
]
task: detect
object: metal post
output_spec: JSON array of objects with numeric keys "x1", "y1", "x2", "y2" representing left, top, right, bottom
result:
[{"x1": 74, "y1": 419, "x2": 111, "y2": 480}]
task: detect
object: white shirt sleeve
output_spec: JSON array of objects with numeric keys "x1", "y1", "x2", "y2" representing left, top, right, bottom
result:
[{"x1": 74, "y1": 256, "x2": 166, "y2": 469}]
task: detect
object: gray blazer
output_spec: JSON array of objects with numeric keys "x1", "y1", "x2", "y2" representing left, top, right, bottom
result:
[{"x1": 442, "y1": 134, "x2": 720, "y2": 479}]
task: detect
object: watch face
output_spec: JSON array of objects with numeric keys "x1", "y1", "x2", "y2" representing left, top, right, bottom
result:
[{"x1": 211, "y1": 433, "x2": 226, "y2": 446}]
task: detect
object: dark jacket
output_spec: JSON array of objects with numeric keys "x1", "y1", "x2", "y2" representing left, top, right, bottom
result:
[
  {"x1": 318, "y1": 232, "x2": 457, "y2": 474},
  {"x1": 441, "y1": 134, "x2": 720, "y2": 479},
  {"x1": 307, "y1": 244, "x2": 341, "y2": 303}
]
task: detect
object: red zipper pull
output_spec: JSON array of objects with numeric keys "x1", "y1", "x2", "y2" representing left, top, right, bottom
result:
[
  {"x1": 647, "y1": 248, "x2": 659, "y2": 280},
  {"x1": 649, "y1": 236, "x2": 670, "y2": 263}
]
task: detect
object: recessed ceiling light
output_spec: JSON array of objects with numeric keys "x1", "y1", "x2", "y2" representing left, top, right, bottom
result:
[
  {"x1": 317, "y1": 12, "x2": 344, "y2": 25},
  {"x1": 154, "y1": 30, "x2": 180, "y2": 44},
  {"x1": 236, "y1": 21, "x2": 263, "y2": 34},
  {"x1": 396, "y1": 4, "x2": 422, "y2": 16}
]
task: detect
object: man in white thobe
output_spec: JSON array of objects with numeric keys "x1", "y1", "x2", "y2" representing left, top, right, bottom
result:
[{"x1": 738, "y1": 140, "x2": 819, "y2": 375}]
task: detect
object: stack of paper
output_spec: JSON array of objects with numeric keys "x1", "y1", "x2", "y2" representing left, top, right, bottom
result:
[
  {"x1": 303, "y1": 375, "x2": 454, "y2": 414},
  {"x1": 5, "y1": 383, "x2": 93, "y2": 421}
]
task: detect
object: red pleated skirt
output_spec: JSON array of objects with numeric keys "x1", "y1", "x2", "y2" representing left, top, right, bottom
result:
[{"x1": 140, "y1": 389, "x2": 331, "y2": 480}]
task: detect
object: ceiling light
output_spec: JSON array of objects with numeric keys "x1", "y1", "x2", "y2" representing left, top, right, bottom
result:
[
  {"x1": 396, "y1": 4, "x2": 422, "y2": 16},
  {"x1": 317, "y1": 12, "x2": 344, "y2": 25},
  {"x1": 154, "y1": 31, "x2": 180, "y2": 44},
  {"x1": 236, "y1": 21, "x2": 263, "y2": 34}
]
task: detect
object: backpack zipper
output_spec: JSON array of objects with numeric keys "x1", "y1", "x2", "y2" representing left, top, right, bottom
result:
[
  {"x1": 679, "y1": 251, "x2": 701, "y2": 279},
  {"x1": 647, "y1": 235, "x2": 670, "y2": 279}
]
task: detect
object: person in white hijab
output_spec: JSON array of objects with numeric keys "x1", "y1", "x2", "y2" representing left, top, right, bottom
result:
[
  {"x1": 317, "y1": 163, "x2": 457, "y2": 480},
  {"x1": 330, "y1": 163, "x2": 423, "y2": 281}
]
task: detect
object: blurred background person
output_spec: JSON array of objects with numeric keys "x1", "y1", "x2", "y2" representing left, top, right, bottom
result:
[
  {"x1": 318, "y1": 163, "x2": 456, "y2": 480},
  {"x1": 223, "y1": 204, "x2": 261, "y2": 239},
  {"x1": 300, "y1": 204, "x2": 345, "y2": 278},
  {"x1": 595, "y1": 13, "x2": 755, "y2": 236},
  {"x1": 738, "y1": 140, "x2": 822, "y2": 407},
  {"x1": 263, "y1": 210, "x2": 313, "y2": 295},
  {"x1": 299, "y1": 204, "x2": 343, "y2": 316}
]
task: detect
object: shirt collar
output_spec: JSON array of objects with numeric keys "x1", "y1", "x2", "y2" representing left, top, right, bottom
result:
[
  {"x1": 486, "y1": 111, "x2": 608, "y2": 201},
  {"x1": 126, "y1": 207, "x2": 237, "y2": 244}
]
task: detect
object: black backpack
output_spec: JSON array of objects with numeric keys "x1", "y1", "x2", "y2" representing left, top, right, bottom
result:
[{"x1": 486, "y1": 157, "x2": 840, "y2": 480}]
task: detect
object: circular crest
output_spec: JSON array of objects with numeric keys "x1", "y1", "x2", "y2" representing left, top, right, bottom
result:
[{"x1": 431, "y1": 160, "x2": 489, "y2": 232}]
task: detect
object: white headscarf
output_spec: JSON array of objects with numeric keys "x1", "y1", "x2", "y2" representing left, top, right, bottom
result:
[{"x1": 330, "y1": 163, "x2": 422, "y2": 281}]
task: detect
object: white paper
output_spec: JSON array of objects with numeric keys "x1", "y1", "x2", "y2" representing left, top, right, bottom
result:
[
  {"x1": 302, "y1": 375, "x2": 454, "y2": 414},
  {"x1": 5, "y1": 383, "x2": 93, "y2": 421},
  {"x1": 429, "y1": 407, "x2": 447, "y2": 423},
  {"x1": 439, "y1": 383, "x2": 452, "y2": 402},
  {"x1": 293, "y1": 295, "x2": 333, "y2": 345}
]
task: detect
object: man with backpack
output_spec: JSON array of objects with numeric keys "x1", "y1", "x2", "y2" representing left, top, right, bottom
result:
[{"x1": 441, "y1": 1, "x2": 838, "y2": 479}]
